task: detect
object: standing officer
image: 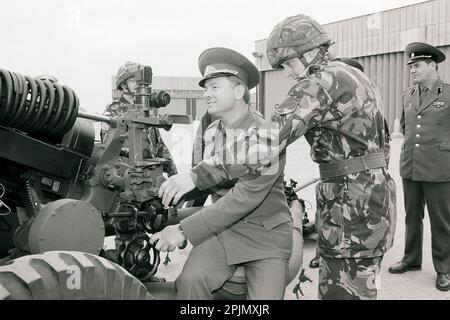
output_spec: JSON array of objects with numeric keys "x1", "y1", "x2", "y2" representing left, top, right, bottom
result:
[
  {"x1": 388, "y1": 42, "x2": 450, "y2": 292},
  {"x1": 159, "y1": 14, "x2": 397, "y2": 300},
  {"x1": 151, "y1": 48, "x2": 293, "y2": 300}
]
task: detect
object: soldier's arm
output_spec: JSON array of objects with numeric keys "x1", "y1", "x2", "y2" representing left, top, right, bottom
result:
[
  {"x1": 180, "y1": 156, "x2": 286, "y2": 246},
  {"x1": 154, "y1": 128, "x2": 178, "y2": 176},
  {"x1": 192, "y1": 78, "x2": 332, "y2": 190}
]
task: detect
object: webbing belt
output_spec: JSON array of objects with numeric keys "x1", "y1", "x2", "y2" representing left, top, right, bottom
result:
[{"x1": 319, "y1": 153, "x2": 387, "y2": 179}]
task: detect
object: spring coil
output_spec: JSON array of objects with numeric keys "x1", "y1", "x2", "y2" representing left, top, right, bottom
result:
[
  {"x1": 0, "y1": 68, "x2": 79, "y2": 137},
  {"x1": 23, "y1": 179, "x2": 35, "y2": 214}
]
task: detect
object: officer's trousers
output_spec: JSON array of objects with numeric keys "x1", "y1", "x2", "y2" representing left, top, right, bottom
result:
[
  {"x1": 402, "y1": 179, "x2": 450, "y2": 273},
  {"x1": 175, "y1": 236, "x2": 289, "y2": 300}
]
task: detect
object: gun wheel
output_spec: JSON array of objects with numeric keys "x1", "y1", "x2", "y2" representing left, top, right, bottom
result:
[{"x1": 0, "y1": 251, "x2": 153, "y2": 300}]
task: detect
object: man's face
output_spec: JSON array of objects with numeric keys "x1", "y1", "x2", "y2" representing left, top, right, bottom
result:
[
  {"x1": 409, "y1": 60, "x2": 436, "y2": 85},
  {"x1": 126, "y1": 77, "x2": 137, "y2": 93},
  {"x1": 281, "y1": 58, "x2": 306, "y2": 80},
  {"x1": 203, "y1": 77, "x2": 238, "y2": 118},
  {"x1": 119, "y1": 77, "x2": 137, "y2": 104}
]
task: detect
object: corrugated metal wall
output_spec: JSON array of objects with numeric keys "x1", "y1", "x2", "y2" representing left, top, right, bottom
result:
[
  {"x1": 323, "y1": 0, "x2": 450, "y2": 58},
  {"x1": 152, "y1": 77, "x2": 206, "y2": 120},
  {"x1": 158, "y1": 98, "x2": 208, "y2": 120},
  {"x1": 255, "y1": 0, "x2": 450, "y2": 131}
]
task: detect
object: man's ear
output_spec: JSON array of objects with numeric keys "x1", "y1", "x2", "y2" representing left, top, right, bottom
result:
[
  {"x1": 431, "y1": 61, "x2": 438, "y2": 71},
  {"x1": 234, "y1": 84, "x2": 245, "y2": 101}
]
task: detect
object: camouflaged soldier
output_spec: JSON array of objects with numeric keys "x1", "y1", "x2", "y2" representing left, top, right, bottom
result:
[
  {"x1": 308, "y1": 58, "x2": 392, "y2": 270},
  {"x1": 103, "y1": 61, "x2": 178, "y2": 176},
  {"x1": 159, "y1": 14, "x2": 396, "y2": 300}
]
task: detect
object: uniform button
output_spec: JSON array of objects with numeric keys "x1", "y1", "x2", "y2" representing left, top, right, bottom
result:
[
  {"x1": 417, "y1": 124, "x2": 421, "y2": 128},
  {"x1": 416, "y1": 134, "x2": 420, "y2": 138},
  {"x1": 417, "y1": 115, "x2": 422, "y2": 119},
  {"x1": 415, "y1": 143, "x2": 420, "y2": 147}
]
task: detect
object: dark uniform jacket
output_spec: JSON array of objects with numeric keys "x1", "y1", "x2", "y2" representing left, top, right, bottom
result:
[
  {"x1": 400, "y1": 78, "x2": 450, "y2": 182},
  {"x1": 181, "y1": 108, "x2": 293, "y2": 265}
]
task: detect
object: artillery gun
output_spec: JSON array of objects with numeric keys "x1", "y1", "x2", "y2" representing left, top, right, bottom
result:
[
  {"x1": 0, "y1": 66, "x2": 195, "y2": 299},
  {"x1": 0, "y1": 66, "x2": 307, "y2": 300}
]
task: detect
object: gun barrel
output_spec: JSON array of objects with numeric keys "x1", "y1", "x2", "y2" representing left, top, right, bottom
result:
[
  {"x1": 78, "y1": 111, "x2": 112, "y2": 124},
  {"x1": 294, "y1": 177, "x2": 320, "y2": 192}
]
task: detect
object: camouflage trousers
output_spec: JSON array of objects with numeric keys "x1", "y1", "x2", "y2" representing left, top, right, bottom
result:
[
  {"x1": 318, "y1": 256, "x2": 383, "y2": 300},
  {"x1": 316, "y1": 168, "x2": 396, "y2": 258}
]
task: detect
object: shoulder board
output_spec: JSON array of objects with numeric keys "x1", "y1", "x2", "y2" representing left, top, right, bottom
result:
[
  {"x1": 205, "y1": 119, "x2": 220, "y2": 131},
  {"x1": 402, "y1": 85, "x2": 416, "y2": 94}
]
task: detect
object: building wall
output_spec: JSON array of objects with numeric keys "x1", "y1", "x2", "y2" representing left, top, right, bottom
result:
[
  {"x1": 152, "y1": 76, "x2": 207, "y2": 121},
  {"x1": 254, "y1": 0, "x2": 450, "y2": 131}
]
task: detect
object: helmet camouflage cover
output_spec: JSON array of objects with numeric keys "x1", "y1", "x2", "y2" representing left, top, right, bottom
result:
[
  {"x1": 115, "y1": 61, "x2": 142, "y2": 89},
  {"x1": 266, "y1": 14, "x2": 332, "y2": 69}
]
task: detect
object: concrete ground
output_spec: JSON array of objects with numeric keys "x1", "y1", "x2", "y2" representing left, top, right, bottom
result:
[{"x1": 141, "y1": 126, "x2": 450, "y2": 300}]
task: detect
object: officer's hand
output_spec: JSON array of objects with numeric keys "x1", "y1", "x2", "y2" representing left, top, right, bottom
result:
[
  {"x1": 149, "y1": 224, "x2": 187, "y2": 252},
  {"x1": 158, "y1": 172, "x2": 195, "y2": 207}
]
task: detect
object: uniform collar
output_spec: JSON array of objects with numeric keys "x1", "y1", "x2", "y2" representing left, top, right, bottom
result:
[
  {"x1": 220, "y1": 106, "x2": 254, "y2": 130},
  {"x1": 420, "y1": 77, "x2": 442, "y2": 92},
  {"x1": 414, "y1": 77, "x2": 443, "y2": 95}
]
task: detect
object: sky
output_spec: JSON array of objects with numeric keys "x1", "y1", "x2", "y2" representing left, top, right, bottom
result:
[{"x1": 0, "y1": 0, "x2": 425, "y2": 113}]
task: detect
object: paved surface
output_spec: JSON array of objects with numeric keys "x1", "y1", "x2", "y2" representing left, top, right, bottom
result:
[{"x1": 129, "y1": 124, "x2": 450, "y2": 300}]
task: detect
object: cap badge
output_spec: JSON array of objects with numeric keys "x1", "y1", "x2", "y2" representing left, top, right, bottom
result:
[{"x1": 204, "y1": 65, "x2": 239, "y2": 77}]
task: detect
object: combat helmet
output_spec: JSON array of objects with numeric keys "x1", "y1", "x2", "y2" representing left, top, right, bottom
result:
[
  {"x1": 266, "y1": 14, "x2": 332, "y2": 69},
  {"x1": 115, "y1": 61, "x2": 141, "y2": 89}
]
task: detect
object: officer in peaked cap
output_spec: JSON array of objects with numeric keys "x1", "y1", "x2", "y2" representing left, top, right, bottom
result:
[
  {"x1": 191, "y1": 47, "x2": 261, "y2": 169},
  {"x1": 152, "y1": 47, "x2": 295, "y2": 300},
  {"x1": 405, "y1": 42, "x2": 446, "y2": 65},
  {"x1": 198, "y1": 47, "x2": 260, "y2": 89},
  {"x1": 185, "y1": 48, "x2": 263, "y2": 209},
  {"x1": 389, "y1": 41, "x2": 450, "y2": 292}
]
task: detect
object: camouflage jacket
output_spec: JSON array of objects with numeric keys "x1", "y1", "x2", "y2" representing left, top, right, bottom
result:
[
  {"x1": 102, "y1": 96, "x2": 178, "y2": 176},
  {"x1": 191, "y1": 60, "x2": 396, "y2": 258}
]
